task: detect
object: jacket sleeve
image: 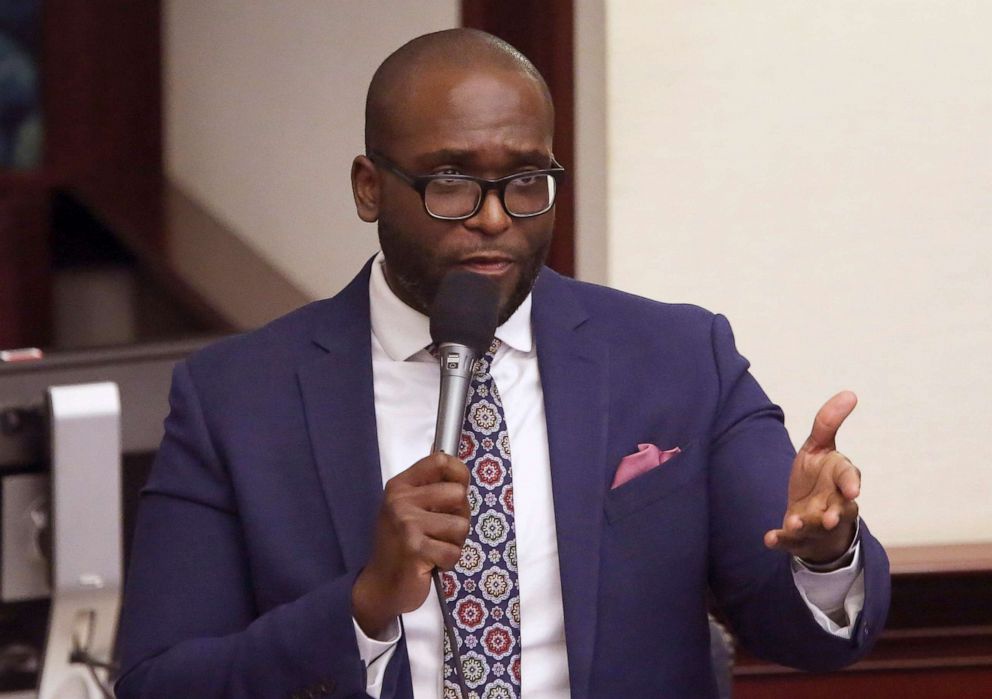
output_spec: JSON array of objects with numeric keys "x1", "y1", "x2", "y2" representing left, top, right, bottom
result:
[
  {"x1": 115, "y1": 360, "x2": 371, "y2": 698},
  {"x1": 705, "y1": 314, "x2": 890, "y2": 671}
]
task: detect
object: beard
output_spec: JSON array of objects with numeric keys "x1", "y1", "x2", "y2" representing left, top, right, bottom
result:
[{"x1": 377, "y1": 219, "x2": 551, "y2": 325}]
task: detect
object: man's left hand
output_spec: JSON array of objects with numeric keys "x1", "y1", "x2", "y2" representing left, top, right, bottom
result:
[{"x1": 764, "y1": 391, "x2": 862, "y2": 564}]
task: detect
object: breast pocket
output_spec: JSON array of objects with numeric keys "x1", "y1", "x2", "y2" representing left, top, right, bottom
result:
[{"x1": 604, "y1": 443, "x2": 706, "y2": 524}]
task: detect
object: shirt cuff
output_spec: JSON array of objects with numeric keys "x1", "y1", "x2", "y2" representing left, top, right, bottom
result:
[
  {"x1": 791, "y1": 538, "x2": 864, "y2": 639},
  {"x1": 353, "y1": 616, "x2": 401, "y2": 698}
]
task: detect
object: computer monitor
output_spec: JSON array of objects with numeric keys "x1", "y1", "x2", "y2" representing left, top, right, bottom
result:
[{"x1": 0, "y1": 337, "x2": 214, "y2": 696}]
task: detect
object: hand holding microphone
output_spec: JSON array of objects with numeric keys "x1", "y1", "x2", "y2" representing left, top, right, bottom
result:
[
  {"x1": 352, "y1": 271, "x2": 499, "y2": 641},
  {"x1": 352, "y1": 451, "x2": 471, "y2": 638}
]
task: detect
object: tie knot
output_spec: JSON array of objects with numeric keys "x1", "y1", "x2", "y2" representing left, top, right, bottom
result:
[{"x1": 486, "y1": 337, "x2": 502, "y2": 358}]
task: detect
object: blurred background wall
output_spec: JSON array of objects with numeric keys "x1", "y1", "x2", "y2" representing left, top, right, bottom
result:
[
  {"x1": 164, "y1": 0, "x2": 459, "y2": 300},
  {"x1": 576, "y1": 0, "x2": 992, "y2": 548}
]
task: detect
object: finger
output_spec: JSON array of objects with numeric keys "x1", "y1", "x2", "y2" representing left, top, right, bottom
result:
[
  {"x1": 421, "y1": 511, "x2": 472, "y2": 547},
  {"x1": 783, "y1": 489, "x2": 858, "y2": 536},
  {"x1": 821, "y1": 490, "x2": 850, "y2": 530},
  {"x1": 765, "y1": 528, "x2": 835, "y2": 559},
  {"x1": 765, "y1": 525, "x2": 804, "y2": 552},
  {"x1": 764, "y1": 510, "x2": 811, "y2": 550},
  {"x1": 764, "y1": 523, "x2": 823, "y2": 553},
  {"x1": 832, "y1": 457, "x2": 861, "y2": 500},
  {"x1": 791, "y1": 472, "x2": 846, "y2": 529},
  {"x1": 402, "y1": 452, "x2": 471, "y2": 487},
  {"x1": 418, "y1": 537, "x2": 464, "y2": 571},
  {"x1": 802, "y1": 391, "x2": 858, "y2": 453},
  {"x1": 764, "y1": 526, "x2": 813, "y2": 551},
  {"x1": 408, "y1": 482, "x2": 471, "y2": 518},
  {"x1": 802, "y1": 452, "x2": 859, "y2": 503}
]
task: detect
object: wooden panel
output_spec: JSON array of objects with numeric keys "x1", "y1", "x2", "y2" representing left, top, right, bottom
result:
[
  {"x1": 462, "y1": 0, "x2": 575, "y2": 277},
  {"x1": 736, "y1": 667, "x2": 992, "y2": 699},
  {"x1": 734, "y1": 542, "x2": 992, "y2": 695},
  {"x1": 887, "y1": 572, "x2": 992, "y2": 630},
  {"x1": 42, "y1": 0, "x2": 163, "y2": 247},
  {"x1": 0, "y1": 175, "x2": 51, "y2": 348}
]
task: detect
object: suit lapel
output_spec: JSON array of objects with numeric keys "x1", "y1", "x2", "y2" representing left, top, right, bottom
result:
[
  {"x1": 532, "y1": 269, "x2": 609, "y2": 699},
  {"x1": 298, "y1": 261, "x2": 383, "y2": 572}
]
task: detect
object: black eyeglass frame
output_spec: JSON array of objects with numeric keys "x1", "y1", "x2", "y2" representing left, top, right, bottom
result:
[{"x1": 368, "y1": 152, "x2": 566, "y2": 221}]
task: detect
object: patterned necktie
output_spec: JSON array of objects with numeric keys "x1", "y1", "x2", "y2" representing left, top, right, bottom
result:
[{"x1": 441, "y1": 338, "x2": 521, "y2": 699}]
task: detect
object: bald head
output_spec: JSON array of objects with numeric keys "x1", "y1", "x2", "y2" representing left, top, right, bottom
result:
[{"x1": 365, "y1": 28, "x2": 553, "y2": 154}]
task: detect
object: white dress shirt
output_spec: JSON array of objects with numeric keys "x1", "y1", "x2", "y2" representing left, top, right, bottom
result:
[{"x1": 354, "y1": 253, "x2": 863, "y2": 698}]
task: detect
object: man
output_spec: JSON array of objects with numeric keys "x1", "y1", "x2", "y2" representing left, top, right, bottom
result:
[{"x1": 116, "y1": 29, "x2": 889, "y2": 699}]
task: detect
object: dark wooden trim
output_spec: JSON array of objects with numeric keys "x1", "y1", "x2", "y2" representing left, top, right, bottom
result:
[
  {"x1": 0, "y1": 175, "x2": 52, "y2": 348},
  {"x1": 887, "y1": 571, "x2": 992, "y2": 630},
  {"x1": 736, "y1": 624, "x2": 992, "y2": 676},
  {"x1": 461, "y1": 0, "x2": 575, "y2": 277},
  {"x1": 42, "y1": 0, "x2": 163, "y2": 246},
  {"x1": 0, "y1": 335, "x2": 220, "y2": 377},
  {"x1": 733, "y1": 542, "x2": 992, "y2": 695},
  {"x1": 735, "y1": 667, "x2": 992, "y2": 699}
]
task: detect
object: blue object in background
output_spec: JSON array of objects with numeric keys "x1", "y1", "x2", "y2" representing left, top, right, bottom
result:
[{"x1": 0, "y1": 0, "x2": 42, "y2": 170}]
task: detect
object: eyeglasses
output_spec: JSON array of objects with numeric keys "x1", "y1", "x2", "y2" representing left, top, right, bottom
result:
[{"x1": 368, "y1": 152, "x2": 565, "y2": 221}]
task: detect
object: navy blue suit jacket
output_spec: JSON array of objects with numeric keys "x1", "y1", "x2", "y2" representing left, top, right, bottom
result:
[{"x1": 116, "y1": 261, "x2": 890, "y2": 698}]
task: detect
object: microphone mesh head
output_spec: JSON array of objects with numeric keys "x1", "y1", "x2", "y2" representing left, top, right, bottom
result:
[{"x1": 429, "y1": 270, "x2": 500, "y2": 355}]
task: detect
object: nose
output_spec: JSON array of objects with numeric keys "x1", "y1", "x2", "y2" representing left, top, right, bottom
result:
[{"x1": 463, "y1": 190, "x2": 511, "y2": 236}]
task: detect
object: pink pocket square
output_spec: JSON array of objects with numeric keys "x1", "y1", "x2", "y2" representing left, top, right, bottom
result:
[{"x1": 610, "y1": 443, "x2": 682, "y2": 489}]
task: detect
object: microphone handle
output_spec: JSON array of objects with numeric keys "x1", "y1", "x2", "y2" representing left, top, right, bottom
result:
[
  {"x1": 432, "y1": 342, "x2": 479, "y2": 699},
  {"x1": 432, "y1": 343, "x2": 478, "y2": 456}
]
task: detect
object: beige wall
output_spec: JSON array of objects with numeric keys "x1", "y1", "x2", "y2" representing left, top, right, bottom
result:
[
  {"x1": 163, "y1": 1, "x2": 459, "y2": 299},
  {"x1": 577, "y1": 1, "x2": 992, "y2": 546}
]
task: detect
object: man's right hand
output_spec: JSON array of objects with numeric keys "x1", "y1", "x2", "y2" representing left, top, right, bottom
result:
[{"x1": 351, "y1": 452, "x2": 471, "y2": 639}]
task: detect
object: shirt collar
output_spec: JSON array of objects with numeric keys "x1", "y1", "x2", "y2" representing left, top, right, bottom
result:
[{"x1": 368, "y1": 252, "x2": 534, "y2": 361}]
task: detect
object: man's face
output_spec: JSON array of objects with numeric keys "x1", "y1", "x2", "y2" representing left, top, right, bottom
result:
[{"x1": 362, "y1": 65, "x2": 555, "y2": 323}]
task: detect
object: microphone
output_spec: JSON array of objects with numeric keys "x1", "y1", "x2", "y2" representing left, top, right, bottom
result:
[
  {"x1": 429, "y1": 270, "x2": 500, "y2": 457},
  {"x1": 428, "y1": 270, "x2": 499, "y2": 697}
]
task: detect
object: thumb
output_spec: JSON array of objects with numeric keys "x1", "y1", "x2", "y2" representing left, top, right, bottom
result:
[{"x1": 802, "y1": 390, "x2": 858, "y2": 453}]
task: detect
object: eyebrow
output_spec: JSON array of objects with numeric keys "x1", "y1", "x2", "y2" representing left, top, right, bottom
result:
[{"x1": 412, "y1": 148, "x2": 554, "y2": 170}]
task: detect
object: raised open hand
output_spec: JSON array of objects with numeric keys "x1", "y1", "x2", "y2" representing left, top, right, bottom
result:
[{"x1": 764, "y1": 391, "x2": 861, "y2": 564}]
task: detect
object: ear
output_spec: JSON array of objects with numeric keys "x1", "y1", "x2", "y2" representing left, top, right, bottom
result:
[{"x1": 351, "y1": 155, "x2": 380, "y2": 222}]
